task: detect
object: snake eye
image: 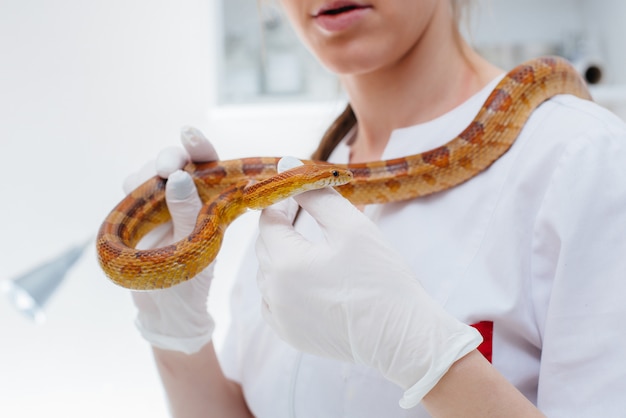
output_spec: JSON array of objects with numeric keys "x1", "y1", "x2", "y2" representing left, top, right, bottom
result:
[{"x1": 331, "y1": 170, "x2": 339, "y2": 177}]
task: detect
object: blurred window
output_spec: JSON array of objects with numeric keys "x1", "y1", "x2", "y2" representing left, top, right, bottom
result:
[{"x1": 219, "y1": 1, "x2": 340, "y2": 104}]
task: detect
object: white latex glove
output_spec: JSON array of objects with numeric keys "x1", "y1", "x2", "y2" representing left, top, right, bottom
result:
[
  {"x1": 256, "y1": 187, "x2": 482, "y2": 408},
  {"x1": 124, "y1": 126, "x2": 219, "y2": 354}
]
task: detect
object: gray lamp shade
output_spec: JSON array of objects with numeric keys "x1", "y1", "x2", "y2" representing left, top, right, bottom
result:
[{"x1": 2, "y1": 240, "x2": 89, "y2": 323}]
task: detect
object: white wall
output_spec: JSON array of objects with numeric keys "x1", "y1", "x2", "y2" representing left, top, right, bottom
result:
[
  {"x1": 0, "y1": 0, "x2": 216, "y2": 274},
  {"x1": 0, "y1": 1, "x2": 340, "y2": 417},
  {"x1": 0, "y1": 1, "x2": 625, "y2": 417},
  {"x1": 0, "y1": 1, "x2": 213, "y2": 416}
]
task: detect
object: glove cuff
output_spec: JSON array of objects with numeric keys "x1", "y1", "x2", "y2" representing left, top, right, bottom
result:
[
  {"x1": 398, "y1": 326, "x2": 482, "y2": 409},
  {"x1": 134, "y1": 318, "x2": 215, "y2": 355}
]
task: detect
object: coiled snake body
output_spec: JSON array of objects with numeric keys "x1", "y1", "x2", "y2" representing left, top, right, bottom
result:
[{"x1": 97, "y1": 57, "x2": 591, "y2": 290}]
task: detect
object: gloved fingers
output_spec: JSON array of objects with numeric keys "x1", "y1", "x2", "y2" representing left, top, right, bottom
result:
[
  {"x1": 260, "y1": 298, "x2": 272, "y2": 321},
  {"x1": 131, "y1": 290, "x2": 159, "y2": 314},
  {"x1": 165, "y1": 170, "x2": 203, "y2": 241},
  {"x1": 257, "y1": 200, "x2": 312, "y2": 263},
  {"x1": 156, "y1": 146, "x2": 189, "y2": 179},
  {"x1": 259, "y1": 296, "x2": 286, "y2": 342},
  {"x1": 123, "y1": 159, "x2": 157, "y2": 194},
  {"x1": 259, "y1": 292, "x2": 282, "y2": 340},
  {"x1": 276, "y1": 156, "x2": 304, "y2": 173},
  {"x1": 180, "y1": 126, "x2": 219, "y2": 162},
  {"x1": 256, "y1": 269, "x2": 272, "y2": 312},
  {"x1": 257, "y1": 269, "x2": 290, "y2": 346},
  {"x1": 293, "y1": 187, "x2": 366, "y2": 240},
  {"x1": 124, "y1": 160, "x2": 174, "y2": 249},
  {"x1": 155, "y1": 126, "x2": 218, "y2": 177},
  {"x1": 268, "y1": 197, "x2": 300, "y2": 224},
  {"x1": 135, "y1": 223, "x2": 174, "y2": 250}
]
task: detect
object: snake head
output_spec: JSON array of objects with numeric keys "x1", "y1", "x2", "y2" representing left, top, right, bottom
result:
[
  {"x1": 302, "y1": 165, "x2": 353, "y2": 189},
  {"x1": 278, "y1": 156, "x2": 353, "y2": 189},
  {"x1": 243, "y1": 159, "x2": 353, "y2": 210}
]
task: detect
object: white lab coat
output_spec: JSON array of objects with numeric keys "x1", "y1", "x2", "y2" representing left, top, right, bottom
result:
[{"x1": 218, "y1": 77, "x2": 626, "y2": 417}]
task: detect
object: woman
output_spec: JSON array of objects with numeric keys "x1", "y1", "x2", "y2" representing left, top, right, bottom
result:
[{"x1": 124, "y1": 0, "x2": 626, "y2": 416}]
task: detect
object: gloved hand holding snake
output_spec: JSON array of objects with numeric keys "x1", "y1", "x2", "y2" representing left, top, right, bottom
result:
[
  {"x1": 98, "y1": 56, "x2": 592, "y2": 404},
  {"x1": 123, "y1": 127, "x2": 219, "y2": 354}
]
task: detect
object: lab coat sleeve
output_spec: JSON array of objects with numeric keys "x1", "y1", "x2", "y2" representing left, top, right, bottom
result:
[{"x1": 531, "y1": 121, "x2": 626, "y2": 417}]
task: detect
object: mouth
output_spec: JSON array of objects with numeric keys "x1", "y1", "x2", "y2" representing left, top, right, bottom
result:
[{"x1": 313, "y1": 1, "x2": 372, "y2": 17}]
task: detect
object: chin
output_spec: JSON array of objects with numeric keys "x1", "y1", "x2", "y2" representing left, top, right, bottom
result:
[
  {"x1": 308, "y1": 31, "x2": 404, "y2": 76},
  {"x1": 316, "y1": 47, "x2": 389, "y2": 76}
]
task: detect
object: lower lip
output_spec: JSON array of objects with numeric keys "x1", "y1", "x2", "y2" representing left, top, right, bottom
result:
[{"x1": 314, "y1": 7, "x2": 371, "y2": 32}]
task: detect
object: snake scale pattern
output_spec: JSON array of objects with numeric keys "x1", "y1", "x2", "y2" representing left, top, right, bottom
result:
[{"x1": 97, "y1": 56, "x2": 591, "y2": 290}]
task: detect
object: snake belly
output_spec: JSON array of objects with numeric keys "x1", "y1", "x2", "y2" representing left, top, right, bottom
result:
[{"x1": 96, "y1": 56, "x2": 591, "y2": 290}]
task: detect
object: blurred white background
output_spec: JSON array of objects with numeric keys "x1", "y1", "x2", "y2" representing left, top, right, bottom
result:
[{"x1": 0, "y1": 0, "x2": 624, "y2": 417}]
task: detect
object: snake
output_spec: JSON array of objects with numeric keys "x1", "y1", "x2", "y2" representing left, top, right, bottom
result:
[{"x1": 96, "y1": 56, "x2": 591, "y2": 290}]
